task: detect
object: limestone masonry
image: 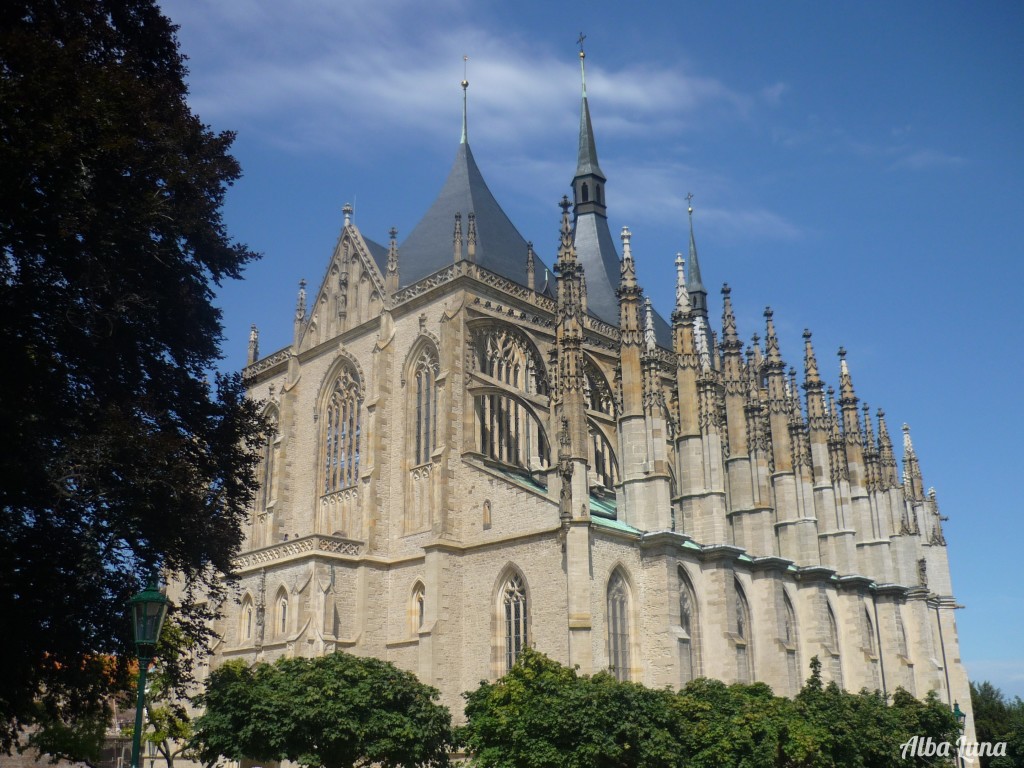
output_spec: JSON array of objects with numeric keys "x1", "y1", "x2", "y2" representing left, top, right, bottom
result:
[{"x1": 215, "y1": 55, "x2": 972, "y2": 732}]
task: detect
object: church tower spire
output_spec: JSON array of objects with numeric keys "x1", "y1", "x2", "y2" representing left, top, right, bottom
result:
[{"x1": 572, "y1": 36, "x2": 606, "y2": 219}]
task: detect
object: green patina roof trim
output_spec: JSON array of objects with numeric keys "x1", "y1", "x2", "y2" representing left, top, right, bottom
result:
[
  {"x1": 589, "y1": 493, "x2": 617, "y2": 518},
  {"x1": 592, "y1": 515, "x2": 640, "y2": 535}
]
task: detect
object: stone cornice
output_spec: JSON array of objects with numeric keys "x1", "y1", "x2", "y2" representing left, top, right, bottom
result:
[{"x1": 231, "y1": 534, "x2": 363, "y2": 574}]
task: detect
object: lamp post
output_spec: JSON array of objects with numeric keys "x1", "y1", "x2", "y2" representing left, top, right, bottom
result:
[
  {"x1": 953, "y1": 700, "x2": 967, "y2": 768},
  {"x1": 129, "y1": 579, "x2": 169, "y2": 768}
]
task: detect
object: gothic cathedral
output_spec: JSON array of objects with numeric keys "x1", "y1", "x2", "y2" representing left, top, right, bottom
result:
[{"x1": 222, "y1": 54, "x2": 972, "y2": 729}]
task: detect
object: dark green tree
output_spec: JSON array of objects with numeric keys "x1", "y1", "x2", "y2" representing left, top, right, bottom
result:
[
  {"x1": 194, "y1": 653, "x2": 454, "y2": 768},
  {"x1": 461, "y1": 648, "x2": 685, "y2": 768},
  {"x1": 0, "y1": 0, "x2": 263, "y2": 753},
  {"x1": 970, "y1": 681, "x2": 1024, "y2": 768}
]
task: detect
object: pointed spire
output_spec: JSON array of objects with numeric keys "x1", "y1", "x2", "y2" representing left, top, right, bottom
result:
[
  {"x1": 694, "y1": 316, "x2": 711, "y2": 371},
  {"x1": 877, "y1": 409, "x2": 899, "y2": 488},
  {"x1": 526, "y1": 241, "x2": 536, "y2": 292},
  {"x1": 787, "y1": 367, "x2": 802, "y2": 419},
  {"x1": 644, "y1": 296, "x2": 656, "y2": 354},
  {"x1": 452, "y1": 212, "x2": 463, "y2": 263},
  {"x1": 802, "y1": 329, "x2": 822, "y2": 388},
  {"x1": 619, "y1": 225, "x2": 637, "y2": 289},
  {"x1": 674, "y1": 253, "x2": 691, "y2": 317},
  {"x1": 760, "y1": 307, "x2": 782, "y2": 369},
  {"x1": 862, "y1": 403, "x2": 876, "y2": 453},
  {"x1": 386, "y1": 227, "x2": 399, "y2": 274},
  {"x1": 749, "y1": 333, "x2": 763, "y2": 370},
  {"x1": 827, "y1": 387, "x2": 841, "y2": 440},
  {"x1": 838, "y1": 347, "x2": 857, "y2": 405},
  {"x1": 902, "y1": 423, "x2": 924, "y2": 501},
  {"x1": 574, "y1": 36, "x2": 604, "y2": 181},
  {"x1": 385, "y1": 226, "x2": 400, "y2": 294},
  {"x1": 295, "y1": 278, "x2": 307, "y2": 322},
  {"x1": 721, "y1": 284, "x2": 741, "y2": 352},
  {"x1": 685, "y1": 195, "x2": 706, "y2": 298},
  {"x1": 559, "y1": 196, "x2": 575, "y2": 259},
  {"x1": 247, "y1": 324, "x2": 259, "y2": 365},
  {"x1": 466, "y1": 211, "x2": 477, "y2": 262},
  {"x1": 460, "y1": 55, "x2": 469, "y2": 145}
]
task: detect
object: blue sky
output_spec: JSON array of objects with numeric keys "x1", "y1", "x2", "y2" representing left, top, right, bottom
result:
[{"x1": 161, "y1": 0, "x2": 1024, "y2": 698}]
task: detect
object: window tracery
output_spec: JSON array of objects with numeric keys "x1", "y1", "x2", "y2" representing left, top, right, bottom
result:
[
  {"x1": 322, "y1": 366, "x2": 362, "y2": 493},
  {"x1": 471, "y1": 324, "x2": 550, "y2": 471},
  {"x1": 608, "y1": 570, "x2": 632, "y2": 681},
  {"x1": 411, "y1": 345, "x2": 440, "y2": 466},
  {"x1": 500, "y1": 571, "x2": 528, "y2": 672}
]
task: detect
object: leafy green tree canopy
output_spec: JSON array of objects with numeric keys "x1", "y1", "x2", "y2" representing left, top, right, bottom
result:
[
  {"x1": 0, "y1": 0, "x2": 263, "y2": 751},
  {"x1": 971, "y1": 681, "x2": 1024, "y2": 768},
  {"x1": 461, "y1": 652, "x2": 962, "y2": 768},
  {"x1": 194, "y1": 652, "x2": 454, "y2": 768},
  {"x1": 461, "y1": 648, "x2": 685, "y2": 768}
]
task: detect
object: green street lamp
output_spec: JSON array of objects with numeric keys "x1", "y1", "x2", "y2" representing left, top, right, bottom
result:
[
  {"x1": 953, "y1": 700, "x2": 966, "y2": 730},
  {"x1": 129, "y1": 579, "x2": 170, "y2": 768}
]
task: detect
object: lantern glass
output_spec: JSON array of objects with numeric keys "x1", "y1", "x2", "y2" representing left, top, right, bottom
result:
[{"x1": 130, "y1": 583, "x2": 169, "y2": 649}]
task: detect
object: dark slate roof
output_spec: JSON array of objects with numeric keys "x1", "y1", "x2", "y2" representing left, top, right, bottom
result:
[
  {"x1": 573, "y1": 213, "x2": 671, "y2": 346},
  {"x1": 365, "y1": 238, "x2": 388, "y2": 273},
  {"x1": 399, "y1": 142, "x2": 552, "y2": 292},
  {"x1": 576, "y1": 96, "x2": 605, "y2": 180}
]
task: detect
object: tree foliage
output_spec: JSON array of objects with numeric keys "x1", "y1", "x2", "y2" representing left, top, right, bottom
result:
[
  {"x1": 0, "y1": 0, "x2": 263, "y2": 752},
  {"x1": 971, "y1": 681, "x2": 1024, "y2": 768},
  {"x1": 461, "y1": 651, "x2": 960, "y2": 768},
  {"x1": 193, "y1": 652, "x2": 454, "y2": 768}
]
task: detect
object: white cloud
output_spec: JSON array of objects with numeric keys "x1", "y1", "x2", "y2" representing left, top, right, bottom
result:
[
  {"x1": 891, "y1": 148, "x2": 966, "y2": 170},
  {"x1": 162, "y1": 0, "x2": 755, "y2": 158}
]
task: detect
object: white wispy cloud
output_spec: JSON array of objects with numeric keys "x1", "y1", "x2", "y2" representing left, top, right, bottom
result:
[
  {"x1": 163, "y1": 0, "x2": 755, "y2": 158},
  {"x1": 891, "y1": 149, "x2": 966, "y2": 170}
]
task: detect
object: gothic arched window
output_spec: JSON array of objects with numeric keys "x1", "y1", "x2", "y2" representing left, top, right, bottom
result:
[
  {"x1": 411, "y1": 346, "x2": 439, "y2": 466},
  {"x1": 411, "y1": 582, "x2": 426, "y2": 633},
  {"x1": 240, "y1": 596, "x2": 254, "y2": 644},
  {"x1": 500, "y1": 571, "x2": 528, "y2": 672},
  {"x1": 608, "y1": 570, "x2": 632, "y2": 681},
  {"x1": 276, "y1": 589, "x2": 289, "y2": 637},
  {"x1": 734, "y1": 579, "x2": 753, "y2": 683},
  {"x1": 259, "y1": 408, "x2": 280, "y2": 512},
  {"x1": 471, "y1": 324, "x2": 550, "y2": 472},
  {"x1": 678, "y1": 568, "x2": 699, "y2": 685},
  {"x1": 322, "y1": 366, "x2": 362, "y2": 493}
]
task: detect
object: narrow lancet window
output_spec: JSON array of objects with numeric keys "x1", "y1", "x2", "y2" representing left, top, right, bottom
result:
[
  {"x1": 608, "y1": 571, "x2": 632, "y2": 681},
  {"x1": 412, "y1": 347, "x2": 439, "y2": 465},
  {"x1": 502, "y1": 572, "x2": 528, "y2": 671}
]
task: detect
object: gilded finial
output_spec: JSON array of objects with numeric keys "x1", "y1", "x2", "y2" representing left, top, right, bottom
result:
[
  {"x1": 686, "y1": 191, "x2": 694, "y2": 216},
  {"x1": 577, "y1": 32, "x2": 587, "y2": 95},
  {"x1": 460, "y1": 55, "x2": 469, "y2": 144}
]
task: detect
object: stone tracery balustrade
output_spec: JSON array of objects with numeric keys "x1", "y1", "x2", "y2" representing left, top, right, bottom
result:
[{"x1": 232, "y1": 533, "x2": 363, "y2": 571}]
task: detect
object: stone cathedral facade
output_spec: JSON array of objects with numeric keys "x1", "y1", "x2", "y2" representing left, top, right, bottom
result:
[{"x1": 218, "y1": 61, "x2": 972, "y2": 728}]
